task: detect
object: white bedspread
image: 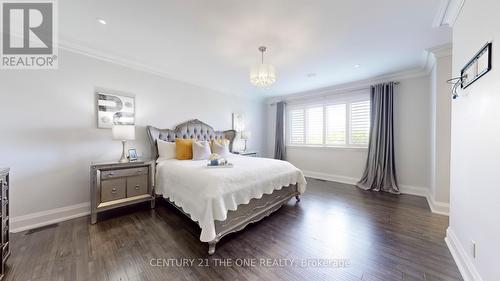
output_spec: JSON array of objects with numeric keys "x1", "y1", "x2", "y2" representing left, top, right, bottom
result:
[{"x1": 155, "y1": 155, "x2": 307, "y2": 242}]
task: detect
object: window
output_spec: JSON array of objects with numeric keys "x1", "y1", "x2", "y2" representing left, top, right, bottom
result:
[
  {"x1": 287, "y1": 96, "x2": 370, "y2": 147},
  {"x1": 349, "y1": 100, "x2": 370, "y2": 145},
  {"x1": 326, "y1": 104, "x2": 346, "y2": 145},
  {"x1": 289, "y1": 108, "x2": 305, "y2": 144},
  {"x1": 306, "y1": 106, "x2": 323, "y2": 145}
]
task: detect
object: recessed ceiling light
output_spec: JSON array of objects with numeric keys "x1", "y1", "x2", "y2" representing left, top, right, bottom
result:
[
  {"x1": 307, "y1": 73, "x2": 317, "y2": 78},
  {"x1": 354, "y1": 64, "x2": 361, "y2": 68},
  {"x1": 97, "y1": 18, "x2": 107, "y2": 25}
]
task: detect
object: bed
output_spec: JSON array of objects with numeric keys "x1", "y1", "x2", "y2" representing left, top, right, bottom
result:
[{"x1": 147, "y1": 119, "x2": 306, "y2": 254}]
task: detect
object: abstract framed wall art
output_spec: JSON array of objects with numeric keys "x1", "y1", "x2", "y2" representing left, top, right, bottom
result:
[
  {"x1": 96, "y1": 91, "x2": 135, "y2": 129},
  {"x1": 232, "y1": 112, "x2": 246, "y2": 131}
]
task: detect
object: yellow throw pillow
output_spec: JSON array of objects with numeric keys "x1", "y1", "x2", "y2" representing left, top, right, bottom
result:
[{"x1": 175, "y1": 139, "x2": 193, "y2": 160}]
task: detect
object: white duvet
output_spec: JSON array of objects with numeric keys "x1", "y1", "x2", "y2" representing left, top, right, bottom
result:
[{"x1": 155, "y1": 155, "x2": 307, "y2": 242}]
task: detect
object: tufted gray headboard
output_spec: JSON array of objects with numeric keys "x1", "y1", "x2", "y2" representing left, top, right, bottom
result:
[{"x1": 146, "y1": 119, "x2": 237, "y2": 159}]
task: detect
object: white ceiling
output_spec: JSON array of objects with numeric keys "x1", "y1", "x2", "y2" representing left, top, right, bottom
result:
[{"x1": 59, "y1": 0, "x2": 451, "y2": 97}]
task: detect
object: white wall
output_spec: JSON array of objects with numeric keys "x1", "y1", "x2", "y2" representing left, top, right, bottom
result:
[
  {"x1": 0, "y1": 49, "x2": 266, "y2": 230},
  {"x1": 394, "y1": 75, "x2": 431, "y2": 191},
  {"x1": 447, "y1": 0, "x2": 500, "y2": 280},
  {"x1": 265, "y1": 74, "x2": 432, "y2": 193},
  {"x1": 429, "y1": 52, "x2": 452, "y2": 208}
]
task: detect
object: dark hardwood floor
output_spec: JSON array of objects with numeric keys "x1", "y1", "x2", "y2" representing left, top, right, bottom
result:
[{"x1": 5, "y1": 179, "x2": 462, "y2": 281}]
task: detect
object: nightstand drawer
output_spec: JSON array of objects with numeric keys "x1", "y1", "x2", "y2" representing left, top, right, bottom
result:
[
  {"x1": 101, "y1": 167, "x2": 148, "y2": 180},
  {"x1": 127, "y1": 175, "x2": 148, "y2": 197},
  {"x1": 101, "y1": 179, "x2": 126, "y2": 202}
]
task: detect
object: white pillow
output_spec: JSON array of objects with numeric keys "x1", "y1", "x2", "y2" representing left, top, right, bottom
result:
[
  {"x1": 157, "y1": 139, "x2": 176, "y2": 160},
  {"x1": 211, "y1": 140, "x2": 230, "y2": 157},
  {"x1": 192, "y1": 140, "x2": 211, "y2": 160}
]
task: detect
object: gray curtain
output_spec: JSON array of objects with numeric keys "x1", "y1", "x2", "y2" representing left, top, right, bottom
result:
[
  {"x1": 356, "y1": 82, "x2": 400, "y2": 194},
  {"x1": 274, "y1": 101, "x2": 286, "y2": 160}
]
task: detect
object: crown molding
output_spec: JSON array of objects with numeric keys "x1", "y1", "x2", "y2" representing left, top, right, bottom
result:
[
  {"x1": 423, "y1": 43, "x2": 453, "y2": 73},
  {"x1": 58, "y1": 39, "x2": 264, "y2": 102},
  {"x1": 266, "y1": 67, "x2": 429, "y2": 104},
  {"x1": 59, "y1": 38, "x2": 431, "y2": 105},
  {"x1": 59, "y1": 39, "x2": 174, "y2": 79},
  {"x1": 429, "y1": 43, "x2": 453, "y2": 58},
  {"x1": 433, "y1": 0, "x2": 465, "y2": 28}
]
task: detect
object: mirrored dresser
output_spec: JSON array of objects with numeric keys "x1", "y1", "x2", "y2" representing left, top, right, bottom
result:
[{"x1": 0, "y1": 168, "x2": 10, "y2": 280}]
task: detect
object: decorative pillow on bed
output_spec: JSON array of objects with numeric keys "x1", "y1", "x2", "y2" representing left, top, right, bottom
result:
[
  {"x1": 175, "y1": 139, "x2": 194, "y2": 160},
  {"x1": 157, "y1": 139, "x2": 176, "y2": 160},
  {"x1": 211, "y1": 139, "x2": 229, "y2": 149},
  {"x1": 192, "y1": 140, "x2": 211, "y2": 160},
  {"x1": 211, "y1": 139, "x2": 230, "y2": 157}
]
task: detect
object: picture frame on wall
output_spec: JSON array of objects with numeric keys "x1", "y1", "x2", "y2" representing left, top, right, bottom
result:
[{"x1": 96, "y1": 91, "x2": 136, "y2": 129}]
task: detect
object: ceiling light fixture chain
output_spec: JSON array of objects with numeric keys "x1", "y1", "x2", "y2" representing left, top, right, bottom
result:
[{"x1": 259, "y1": 46, "x2": 266, "y2": 64}]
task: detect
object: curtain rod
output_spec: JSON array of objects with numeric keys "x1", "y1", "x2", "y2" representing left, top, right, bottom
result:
[{"x1": 269, "y1": 81, "x2": 400, "y2": 106}]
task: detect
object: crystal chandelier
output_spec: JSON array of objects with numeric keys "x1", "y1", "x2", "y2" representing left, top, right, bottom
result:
[{"x1": 250, "y1": 46, "x2": 276, "y2": 87}]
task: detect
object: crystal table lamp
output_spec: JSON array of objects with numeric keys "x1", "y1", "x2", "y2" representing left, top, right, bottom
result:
[
  {"x1": 240, "y1": 130, "x2": 251, "y2": 152},
  {"x1": 112, "y1": 125, "x2": 135, "y2": 163}
]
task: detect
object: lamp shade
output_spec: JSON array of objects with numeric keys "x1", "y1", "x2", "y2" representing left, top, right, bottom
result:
[
  {"x1": 112, "y1": 125, "x2": 135, "y2": 141},
  {"x1": 240, "y1": 130, "x2": 251, "y2": 140}
]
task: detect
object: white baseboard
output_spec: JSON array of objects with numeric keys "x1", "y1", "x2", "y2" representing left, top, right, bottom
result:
[
  {"x1": 303, "y1": 170, "x2": 358, "y2": 185},
  {"x1": 303, "y1": 170, "x2": 429, "y2": 196},
  {"x1": 10, "y1": 202, "x2": 90, "y2": 233},
  {"x1": 400, "y1": 185, "x2": 450, "y2": 216},
  {"x1": 399, "y1": 184, "x2": 428, "y2": 197},
  {"x1": 445, "y1": 227, "x2": 484, "y2": 281},
  {"x1": 426, "y1": 193, "x2": 450, "y2": 216},
  {"x1": 303, "y1": 170, "x2": 451, "y2": 215}
]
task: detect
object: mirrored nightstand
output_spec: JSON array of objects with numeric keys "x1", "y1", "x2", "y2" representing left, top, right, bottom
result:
[
  {"x1": 90, "y1": 160, "x2": 155, "y2": 224},
  {"x1": 233, "y1": 151, "x2": 258, "y2": 157}
]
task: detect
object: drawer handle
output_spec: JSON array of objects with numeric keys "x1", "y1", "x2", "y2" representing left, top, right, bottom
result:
[
  {"x1": 137, "y1": 170, "x2": 143, "y2": 173},
  {"x1": 108, "y1": 172, "x2": 115, "y2": 176},
  {"x1": 111, "y1": 187, "x2": 117, "y2": 194},
  {"x1": 135, "y1": 185, "x2": 140, "y2": 190}
]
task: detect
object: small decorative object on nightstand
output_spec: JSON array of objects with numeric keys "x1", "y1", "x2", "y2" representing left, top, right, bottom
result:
[
  {"x1": 128, "y1": 148, "x2": 138, "y2": 161},
  {"x1": 0, "y1": 168, "x2": 10, "y2": 280},
  {"x1": 90, "y1": 160, "x2": 155, "y2": 224},
  {"x1": 234, "y1": 151, "x2": 258, "y2": 157}
]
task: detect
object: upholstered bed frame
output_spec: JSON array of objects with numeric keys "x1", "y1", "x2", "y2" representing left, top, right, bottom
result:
[
  {"x1": 146, "y1": 119, "x2": 237, "y2": 159},
  {"x1": 146, "y1": 119, "x2": 300, "y2": 255}
]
